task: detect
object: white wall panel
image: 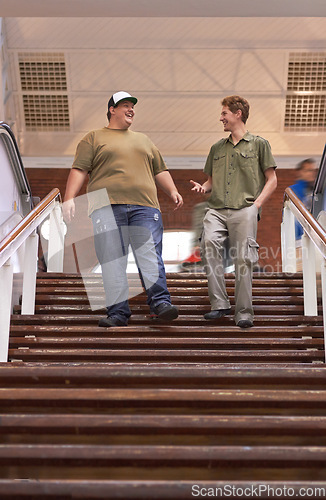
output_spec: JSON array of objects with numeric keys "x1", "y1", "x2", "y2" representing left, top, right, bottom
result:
[
  {"x1": 68, "y1": 51, "x2": 175, "y2": 92},
  {"x1": 67, "y1": 49, "x2": 286, "y2": 94},
  {"x1": 71, "y1": 96, "x2": 109, "y2": 132}
]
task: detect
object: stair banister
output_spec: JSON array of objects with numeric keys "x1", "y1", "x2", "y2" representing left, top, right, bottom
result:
[
  {"x1": 282, "y1": 187, "x2": 326, "y2": 361},
  {"x1": 0, "y1": 188, "x2": 63, "y2": 362},
  {"x1": 283, "y1": 188, "x2": 326, "y2": 260}
]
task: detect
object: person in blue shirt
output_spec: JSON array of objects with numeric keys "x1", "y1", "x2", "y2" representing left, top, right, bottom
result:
[{"x1": 289, "y1": 158, "x2": 317, "y2": 240}]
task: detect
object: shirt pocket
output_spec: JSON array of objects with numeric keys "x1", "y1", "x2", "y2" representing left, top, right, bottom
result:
[
  {"x1": 240, "y1": 152, "x2": 256, "y2": 163},
  {"x1": 213, "y1": 154, "x2": 226, "y2": 167}
]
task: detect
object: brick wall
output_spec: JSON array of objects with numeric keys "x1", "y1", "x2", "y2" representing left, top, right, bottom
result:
[{"x1": 26, "y1": 167, "x2": 297, "y2": 271}]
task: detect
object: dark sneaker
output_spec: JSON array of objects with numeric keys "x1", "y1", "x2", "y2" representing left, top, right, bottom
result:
[
  {"x1": 204, "y1": 308, "x2": 231, "y2": 320},
  {"x1": 152, "y1": 303, "x2": 179, "y2": 322},
  {"x1": 98, "y1": 316, "x2": 128, "y2": 327},
  {"x1": 237, "y1": 319, "x2": 253, "y2": 328}
]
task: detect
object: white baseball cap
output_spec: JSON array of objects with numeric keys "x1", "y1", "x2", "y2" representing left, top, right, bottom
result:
[{"x1": 108, "y1": 91, "x2": 138, "y2": 110}]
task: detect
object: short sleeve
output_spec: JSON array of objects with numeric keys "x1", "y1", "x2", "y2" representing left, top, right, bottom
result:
[
  {"x1": 258, "y1": 138, "x2": 277, "y2": 172},
  {"x1": 203, "y1": 146, "x2": 215, "y2": 177},
  {"x1": 72, "y1": 132, "x2": 94, "y2": 172},
  {"x1": 152, "y1": 145, "x2": 168, "y2": 176}
]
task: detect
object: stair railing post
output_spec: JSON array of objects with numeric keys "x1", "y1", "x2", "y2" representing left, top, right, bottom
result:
[
  {"x1": 281, "y1": 202, "x2": 297, "y2": 273},
  {"x1": 21, "y1": 230, "x2": 39, "y2": 315},
  {"x1": 0, "y1": 258, "x2": 14, "y2": 362},
  {"x1": 321, "y1": 258, "x2": 326, "y2": 363},
  {"x1": 47, "y1": 201, "x2": 65, "y2": 273},
  {"x1": 301, "y1": 232, "x2": 318, "y2": 316}
]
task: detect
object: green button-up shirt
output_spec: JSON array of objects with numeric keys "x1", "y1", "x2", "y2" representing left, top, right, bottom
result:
[{"x1": 204, "y1": 132, "x2": 276, "y2": 210}]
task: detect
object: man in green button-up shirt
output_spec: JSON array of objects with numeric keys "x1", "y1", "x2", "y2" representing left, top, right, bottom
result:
[{"x1": 191, "y1": 95, "x2": 277, "y2": 328}]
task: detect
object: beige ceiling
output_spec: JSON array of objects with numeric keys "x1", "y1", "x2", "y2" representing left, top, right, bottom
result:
[{"x1": 1, "y1": 6, "x2": 326, "y2": 164}]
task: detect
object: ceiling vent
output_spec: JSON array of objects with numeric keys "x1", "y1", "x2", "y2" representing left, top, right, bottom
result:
[
  {"x1": 284, "y1": 52, "x2": 326, "y2": 132},
  {"x1": 19, "y1": 52, "x2": 70, "y2": 131},
  {"x1": 22, "y1": 94, "x2": 70, "y2": 132},
  {"x1": 284, "y1": 95, "x2": 326, "y2": 132},
  {"x1": 287, "y1": 52, "x2": 326, "y2": 92}
]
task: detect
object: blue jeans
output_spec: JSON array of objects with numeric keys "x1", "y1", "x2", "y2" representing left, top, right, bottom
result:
[{"x1": 91, "y1": 204, "x2": 171, "y2": 321}]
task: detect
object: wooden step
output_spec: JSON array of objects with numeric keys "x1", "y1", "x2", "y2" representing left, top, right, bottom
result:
[
  {"x1": 9, "y1": 324, "x2": 324, "y2": 338},
  {"x1": 1, "y1": 443, "x2": 326, "y2": 468},
  {"x1": 34, "y1": 286, "x2": 306, "y2": 297},
  {"x1": 8, "y1": 349, "x2": 325, "y2": 363},
  {"x1": 33, "y1": 294, "x2": 305, "y2": 305},
  {"x1": 14, "y1": 304, "x2": 315, "y2": 315},
  {"x1": 35, "y1": 271, "x2": 305, "y2": 282},
  {"x1": 10, "y1": 313, "x2": 323, "y2": 327},
  {"x1": 0, "y1": 480, "x2": 325, "y2": 500},
  {"x1": 1, "y1": 414, "x2": 326, "y2": 441},
  {"x1": 1, "y1": 364, "x2": 326, "y2": 388},
  {"x1": 1, "y1": 387, "x2": 326, "y2": 412},
  {"x1": 9, "y1": 336, "x2": 324, "y2": 350}
]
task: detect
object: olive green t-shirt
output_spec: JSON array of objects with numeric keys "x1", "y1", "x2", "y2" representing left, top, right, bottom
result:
[
  {"x1": 204, "y1": 132, "x2": 276, "y2": 210},
  {"x1": 72, "y1": 127, "x2": 168, "y2": 215}
]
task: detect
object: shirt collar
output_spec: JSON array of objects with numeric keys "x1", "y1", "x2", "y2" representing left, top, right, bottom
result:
[{"x1": 226, "y1": 131, "x2": 252, "y2": 144}]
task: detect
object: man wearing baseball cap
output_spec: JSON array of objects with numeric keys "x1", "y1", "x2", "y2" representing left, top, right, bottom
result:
[
  {"x1": 63, "y1": 91, "x2": 183, "y2": 327},
  {"x1": 107, "y1": 90, "x2": 138, "y2": 108}
]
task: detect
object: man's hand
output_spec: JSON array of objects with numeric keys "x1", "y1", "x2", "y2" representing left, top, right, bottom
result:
[
  {"x1": 62, "y1": 168, "x2": 88, "y2": 223},
  {"x1": 190, "y1": 179, "x2": 205, "y2": 193},
  {"x1": 62, "y1": 198, "x2": 75, "y2": 223},
  {"x1": 171, "y1": 191, "x2": 183, "y2": 210}
]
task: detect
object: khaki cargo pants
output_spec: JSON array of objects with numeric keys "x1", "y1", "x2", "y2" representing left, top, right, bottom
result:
[{"x1": 202, "y1": 205, "x2": 259, "y2": 324}]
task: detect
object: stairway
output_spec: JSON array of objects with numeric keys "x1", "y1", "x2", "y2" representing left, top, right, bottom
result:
[
  {"x1": 1, "y1": 271, "x2": 326, "y2": 499},
  {"x1": 9, "y1": 272, "x2": 324, "y2": 363}
]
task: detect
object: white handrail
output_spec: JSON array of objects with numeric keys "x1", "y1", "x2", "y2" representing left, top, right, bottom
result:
[
  {"x1": 281, "y1": 188, "x2": 326, "y2": 362},
  {"x1": 0, "y1": 189, "x2": 64, "y2": 362}
]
